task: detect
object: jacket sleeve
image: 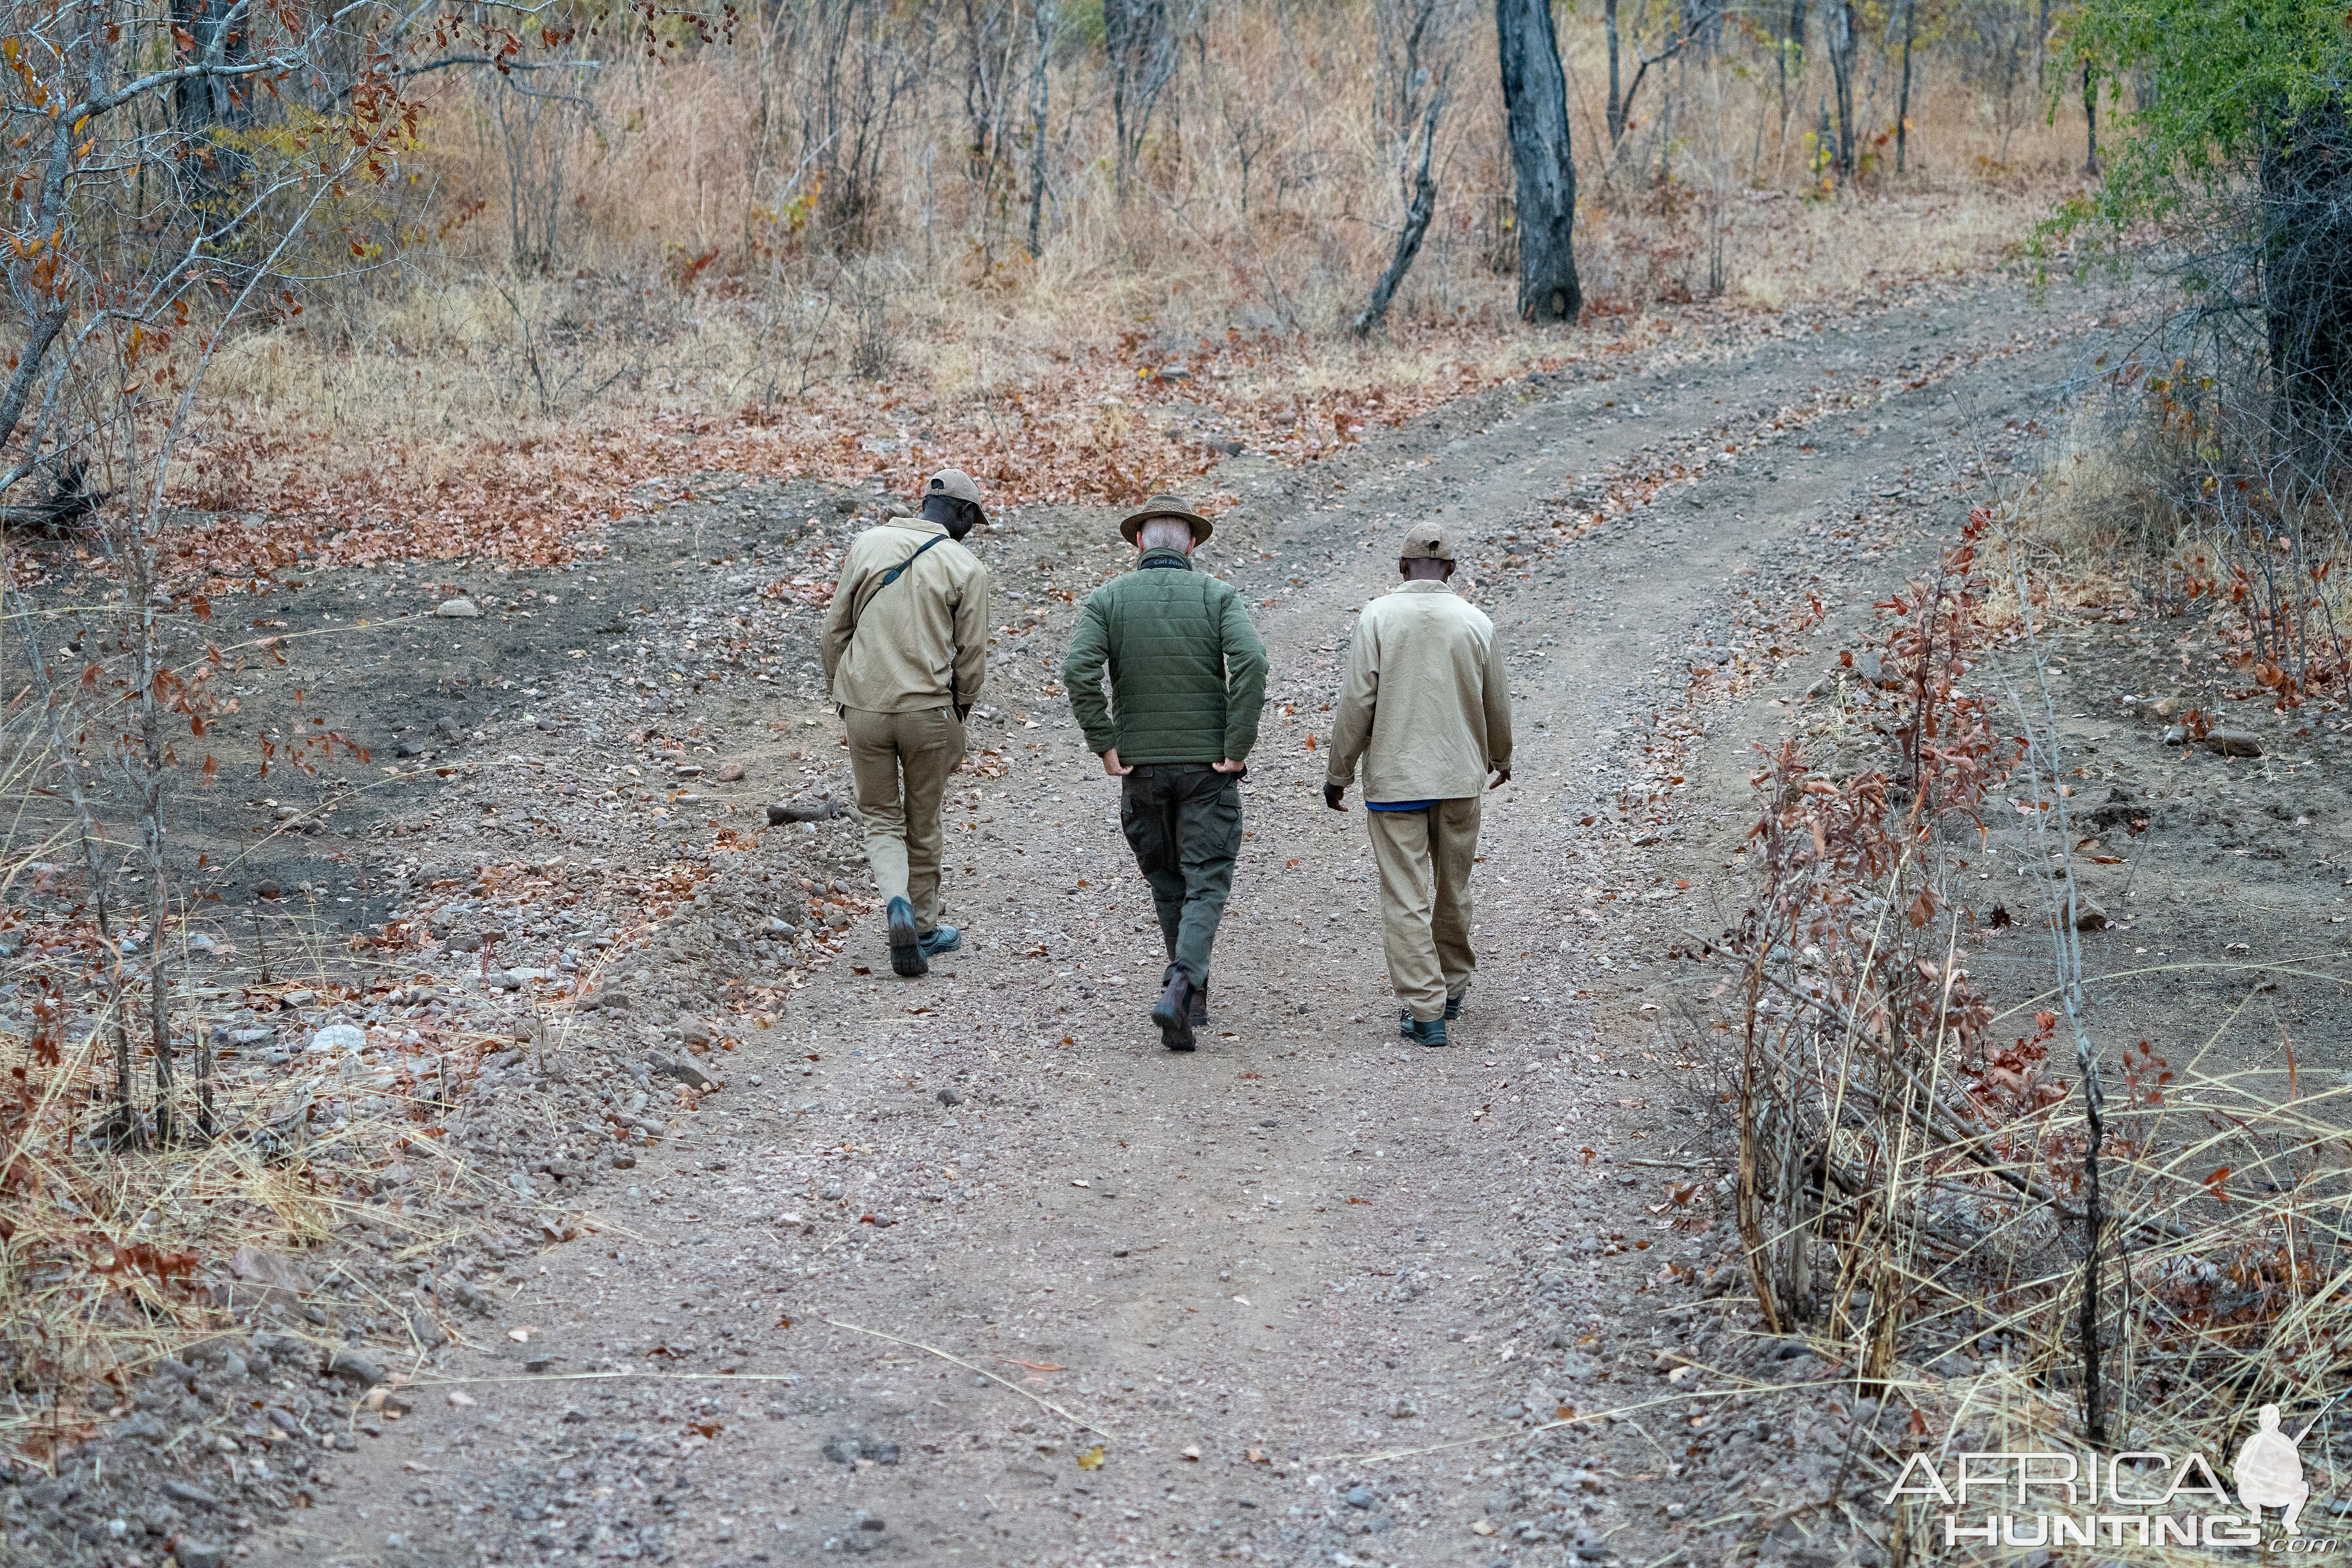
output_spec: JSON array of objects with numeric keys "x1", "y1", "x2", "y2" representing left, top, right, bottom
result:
[
  {"x1": 1325, "y1": 612, "x2": 1378, "y2": 787},
  {"x1": 820, "y1": 544, "x2": 866, "y2": 687},
  {"x1": 1481, "y1": 625, "x2": 1514, "y2": 774},
  {"x1": 1218, "y1": 587, "x2": 1270, "y2": 762},
  {"x1": 952, "y1": 560, "x2": 992, "y2": 706},
  {"x1": 1061, "y1": 594, "x2": 1119, "y2": 755}
]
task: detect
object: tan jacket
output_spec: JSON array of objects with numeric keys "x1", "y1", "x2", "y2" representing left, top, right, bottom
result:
[
  {"x1": 820, "y1": 521, "x2": 991, "y2": 713},
  {"x1": 1326, "y1": 580, "x2": 1512, "y2": 801}
]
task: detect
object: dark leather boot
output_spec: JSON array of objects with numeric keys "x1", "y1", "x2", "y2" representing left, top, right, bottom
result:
[
  {"x1": 1189, "y1": 981, "x2": 1209, "y2": 1028},
  {"x1": 1152, "y1": 972, "x2": 1197, "y2": 1052},
  {"x1": 886, "y1": 896, "x2": 925, "y2": 978}
]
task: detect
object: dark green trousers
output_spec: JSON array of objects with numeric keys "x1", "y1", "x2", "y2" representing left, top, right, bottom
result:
[{"x1": 1119, "y1": 764, "x2": 1243, "y2": 988}]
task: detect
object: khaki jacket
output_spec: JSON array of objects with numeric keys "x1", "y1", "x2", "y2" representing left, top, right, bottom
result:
[
  {"x1": 821, "y1": 521, "x2": 991, "y2": 713},
  {"x1": 1326, "y1": 580, "x2": 1512, "y2": 800}
]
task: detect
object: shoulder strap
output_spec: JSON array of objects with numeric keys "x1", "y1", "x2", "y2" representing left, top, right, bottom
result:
[{"x1": 844, "y1": 532, "x2": 950, "y2": 643}]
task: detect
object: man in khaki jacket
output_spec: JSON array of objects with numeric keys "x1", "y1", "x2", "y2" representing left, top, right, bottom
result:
[
  {"x1": 821, "y1": 469, "x2": 992, "y2": 978},
  {"x1": 1322, "y1": 521, "x2": 1512, "y2": 1045}
]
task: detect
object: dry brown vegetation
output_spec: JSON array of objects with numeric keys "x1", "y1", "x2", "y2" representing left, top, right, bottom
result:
[
  {"x1": 1686, "y1": 425, "x2": 2352, "y2": 1559},
  {"x1": 178, "y1": 1, "x2": 2095, "y2": 573}
]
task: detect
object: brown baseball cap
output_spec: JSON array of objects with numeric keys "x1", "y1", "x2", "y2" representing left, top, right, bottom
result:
[
  {"x1": 1118, "y1": 493, "x2": 1214, "y2": 546},
  {"x1": 1399, "y1": 520, "x2": 1454, "y2": 561},
  {"x1": 924, "y1": 468, "x2": 988, "y2": 525}
]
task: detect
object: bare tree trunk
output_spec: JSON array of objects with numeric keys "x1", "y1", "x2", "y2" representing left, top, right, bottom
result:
[
  {"x1": 1895, "y1": 0, "x2": 1914, "y2": 174},
  {"x1": 1027, "y1": 0, "x2": 1054, "y2": 256},
  {"x1": 121, "y1": 526, "x2": 183, "y2": 1141},
  {"x1": 2081, "y1": 59, "x2": 2098, "y2": 175},
  {"x1": 1605, "y1": 0, "x2": 1624, "y2": 148},
  {"x1": 1827, "y1": 0, "x2": 1857, "y2": 178},
  {"x1": 1103, "y1": 0, "x2": 1175, "y2": 199},
  {"x1": 1780, "y1": 0, "x2": 1807, "y2": 135},
  {"x1": 1495, "y1": 0, "x2": 1581, "y2": 323},
  {"x1": 1354, "y1": 99, "x2": 1443, "y2": 336}
]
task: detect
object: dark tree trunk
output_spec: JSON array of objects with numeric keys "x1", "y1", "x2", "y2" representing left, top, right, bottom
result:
[
  {"x1": 1827, "y1": 0, "x2": 1857, "y2": 178},
  {"x1": 1103, "y1": 0, "x2": 1175, "y2": 199},
  {"x1": 1027, "y1": 0, "x2": 1053, "y2": 256},
  {"x1": 174, "y1": 0, "x2": 250, "y2": 131},
  {"x1": 1780, "y1": 0, "x2": 1807, "y2": 127},
  {"x1": 1605, "y1": 0, "x2": 1624, "y2": 148},
  {"x1": 1354, "y1": 100, "x2": 1443, "y2": 336},
  {"x1": 1495, "y1": 0, "x2": 1581, "y2": 323},
  {"x1": 1895, "y1": 0, "x2": 1914, "y2": 174},
  {"x1": 2260, "y1": 103, "x2": 2352, "y2": 459}
]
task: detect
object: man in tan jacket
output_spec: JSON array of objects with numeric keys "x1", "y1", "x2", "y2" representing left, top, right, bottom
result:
[
  {"x1": 821, "y1": 469, "x2": 992, "y2": 978},
  {"x1": 1322, "y1": 520, "x2": 1512, "y2": 1045}
]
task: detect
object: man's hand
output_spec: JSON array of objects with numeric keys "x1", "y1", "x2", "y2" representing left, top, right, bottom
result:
[
  {"x1": 1101, "y1": 749, "x2": 1135, "y2": 777},
  {"x1": 1323, "y1": 783, "x2": 1348, "y2": 812},
  {"x1": 1212, "y1": 757, "x2": 1246, "y2": 775},
  {"x1": 1488, "y1": 767, "x2": 1512, "y2": 790}
]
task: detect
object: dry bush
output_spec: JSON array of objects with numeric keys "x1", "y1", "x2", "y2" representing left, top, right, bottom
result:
[{"x1": 1690, "y1": 485, "x2": 2352, "y2": 1560}]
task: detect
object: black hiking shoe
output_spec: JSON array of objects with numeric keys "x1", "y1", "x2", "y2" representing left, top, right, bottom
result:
[
  {"x1": 919, "y1": 924, "x2": 961, "y2": 958},
  {"x1": 886, "y1": 896, "x2": 926, "y2": 978},
  {"x1": 1189, "y1": 981, "x2": 1209, "y2": 1028},
  {"x1": 1399, "y1": 1013, "x2": 1448, "y2": 1047},
  {"x1": 1445, "y1": 990, "x2": 1465, "y2": 1022},
  {"x1": 1152, "y1": 972, "x2": 1197, "y2": 1052}
]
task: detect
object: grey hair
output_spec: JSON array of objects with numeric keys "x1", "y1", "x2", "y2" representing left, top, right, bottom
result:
[{"x1": 1138, "y1": 517, "x2": 1194, "y2": 552}]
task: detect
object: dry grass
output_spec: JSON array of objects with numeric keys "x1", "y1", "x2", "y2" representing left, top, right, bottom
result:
[{"x1": 0, "y1": 819, "x2": 516, "y2": 1462}]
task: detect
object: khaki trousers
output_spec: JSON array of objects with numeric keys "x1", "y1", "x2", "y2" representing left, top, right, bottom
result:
[
  {"x1": 845, "y1": 706, "x2": 965, "y2": 931},
  {"x1": 1368, "y1": 797, "x2": 1480, "y2": 1022}
]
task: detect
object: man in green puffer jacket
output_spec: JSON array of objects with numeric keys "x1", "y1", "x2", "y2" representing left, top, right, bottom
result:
[{"x1": 1062, "y1": 495, "x2": 1269, "y2": 1052}]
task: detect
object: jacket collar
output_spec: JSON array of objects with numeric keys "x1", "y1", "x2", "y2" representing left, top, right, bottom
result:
[
  {"x1": 1394, "y1": 579, "x2": 1454, "y2": 595},
  {"x1": 1136, "y1": 547, "x2": 1194, "y2": 570},
  {"x1": 892, "y1": 517, "x2": 950, "y2": 539}
]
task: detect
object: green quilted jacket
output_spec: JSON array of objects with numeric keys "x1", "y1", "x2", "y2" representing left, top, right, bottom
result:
[{"x1": 1061, "y1": 549, "x2": 1269, "y2": 764}]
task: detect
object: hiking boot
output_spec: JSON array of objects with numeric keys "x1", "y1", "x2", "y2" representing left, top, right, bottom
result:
[
  {"x1": 919, "y1": 924, "x2": 961, "y2": 958},
  {"x1": 1399, "y1": 1013, "x2": 1448, "y2": 1047},
  {"x1": 1444, "y1": 990, "x2": 1465, "y2": 1022},
  {"x1": 1189, "y1": 981, "x2": 1209, "y2": 1028},
  {"x1": 1152, "y1": 972, "x2": 1197, "y2": 1052},
  {"x1": 886, "y1": 896, "x2": 926, "y2": 978}
]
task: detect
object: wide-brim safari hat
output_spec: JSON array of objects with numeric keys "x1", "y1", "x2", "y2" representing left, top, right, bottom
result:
[{"x1": 1119, "y1": 493, "x2": 1214, "y2": 546}]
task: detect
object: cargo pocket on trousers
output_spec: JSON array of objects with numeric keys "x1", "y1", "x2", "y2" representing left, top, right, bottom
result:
[{"x1": 1121, "y1": 791, "x2": 1174, "y2": 875}]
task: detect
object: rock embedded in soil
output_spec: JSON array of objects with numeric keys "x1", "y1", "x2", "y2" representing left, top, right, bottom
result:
[
  {"x1": 434, "y1": 598, "x2": 482, "y2": 618},
  {"x1": 2202, "y1": 728, "x2": 2262, "y2": 757},
  {"x1": 652, "y1": 1056, "x2": 713, "y2": 1090}
]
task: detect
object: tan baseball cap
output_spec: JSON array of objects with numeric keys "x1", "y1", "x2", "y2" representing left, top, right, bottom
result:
[
  {"x1": 924, "y1": 468, "x2": 988, "y2": 525},
  {"x1": 1399, "y1": 520, "x2": 1454, "y2": 561}
]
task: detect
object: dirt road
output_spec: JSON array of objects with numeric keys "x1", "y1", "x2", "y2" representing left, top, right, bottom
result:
[{"x1": 230, "y1": 280, "x2": 2117, "y2": 1568}]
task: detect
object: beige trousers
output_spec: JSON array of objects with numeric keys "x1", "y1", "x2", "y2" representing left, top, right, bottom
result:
[
  {"x1": 845, "y1": 706, "x2": 965, "y2": 930},
  {"x1": 1368, "y1": 797, "x2": 1480, "y2": 1022}
]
